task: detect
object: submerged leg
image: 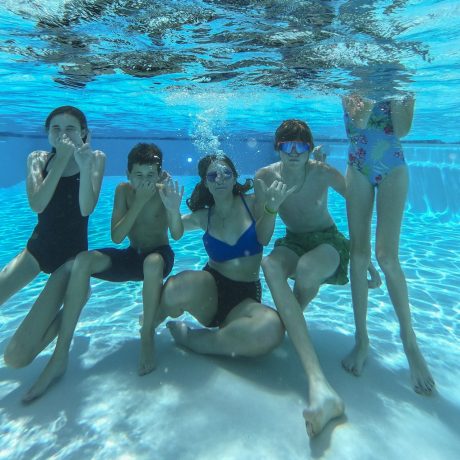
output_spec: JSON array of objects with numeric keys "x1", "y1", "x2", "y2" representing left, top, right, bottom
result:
[
  {"x1": 262, "y1": 246, "x2": 344, "y2": 437},
  {"x1": 376, "y1": 167, "x2": 435, "y2": 395},
  {"x1": 0, "y1": 249, "x2": 40, "y2": 308},
  {"x1": 23, "y1": 251, "x2": 111, "y2": 402},
  {"x1": 4, "y1": 260, "x2": 73, "y2": 368},
  {"x1": 167, "y1": 300, "x2": 284, "y2": 358},
  {"x1": 342, "y1": 166, "x2": 375, "y2": 376},
  {"x1": 138, "y1": 253, "x2": 165, "y2": 376}
]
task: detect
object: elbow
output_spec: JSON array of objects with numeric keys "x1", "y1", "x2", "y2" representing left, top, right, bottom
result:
[
  {"x1": 171, "y1": 230, "x2": 184, "y2": 241},
  {"x1": 111, "y1": 232, "x2": 123, "y2": 245},
  {"x1": 29, "y1": 198, "x2": 45, "y2": 214},
  {"x1": 80, "y1": 202, "x2": 96, "y2": 217}
]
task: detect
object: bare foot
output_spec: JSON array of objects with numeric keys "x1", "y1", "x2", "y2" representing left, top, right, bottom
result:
[
  {"x1": 138, "y1": 333, "x2": 157, "y2": 376},
  {"x1": 342, "y1": 339, "x2": 369, "y2": 376},
  {"x1": 167, "y1": 321, "x2": 190, "y2": 348},
  {"x1": 367, "y1": 264, "x2": 382, "y2": 289},
  {"x1": 22, "y1": 354, "x2": 68, "y2": 403},
  {"x1": 303, "y1": 385, "x2": 345, "y2": 437},
  {"x1": 404, "y1": 342, "x2": 435, "y2": 395}
]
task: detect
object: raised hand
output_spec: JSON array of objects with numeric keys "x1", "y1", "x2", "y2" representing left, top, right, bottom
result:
[
  {"x1": 257, "y1": 178, "x2": 296, "y2": 213},
  {"x1": 134, "y1": 180, "x2": 157, "y2": 206},
  {"x1": 158, "y1": 178, "x2": 184, "y2": 211},
  {"x1": 54, "y1": 133, "x2": 77, "y2": 162},
  {"x1": 312, "y1": 145, "x2": 328, "y2": 163},
  {"x1": 342, "y1": 93, "x2": 374, "y2": 127}
]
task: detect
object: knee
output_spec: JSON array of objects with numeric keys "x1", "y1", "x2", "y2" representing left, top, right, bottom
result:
[
  {"x1": 160, "y1": 274, "x2": 187, "y2": 317},
  {"x1": 375, "y1": 250, "x2": 400, "y2": 274},
  {"x1": 251, "y1": 309, "x2": 285, "y2": 356},
  {"x1": 73, "y1": 251, "x2": 96, "y2": 275},
  {"x1": 295, "y1": 260, "x2": 319, "y2": 288},
  {"x1": 4, "y1": 340, "x2": 34, "y2": 369},
  {"x1": 261, "y1": 256, "x2": 283, "y2": 279},
  {"x1": 350, "y1": 243, "x2": 371, "y2": 269},
  {"x1": 143, "y1": 254, "x2": 164, "y2": 279}
]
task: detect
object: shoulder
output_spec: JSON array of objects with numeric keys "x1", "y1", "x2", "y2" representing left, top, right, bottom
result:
[
  {"x1": 91, "y1": 149, "x2": 106, "y2": 167},
  {"x1": 27, "y1": 150, "x2": 49, "y2": 171},
  {"x1": 115, "y1": 181, "x2": 132, "y2": 197},
  {"x1": 241, "y1": 192, "x2": 256, "y2": 205},
  {"x1": 255, "y1": 163, "x2": 279, "y2": 183},
  {"x1": 187, "y1": 208, "x2": 208, "y2": 229},
  {"x1": 27, "y1": 150, "x2": 49, "y2": 163},
  {"x1": 92, "y1": 149, "x2": 106, "y2": 159},
  {"x1": 311, "y1": 160, "x2": 338, "y2": 176},
  {"x1": 310, "y1": 160, "x2": 343, "y2": 184}
]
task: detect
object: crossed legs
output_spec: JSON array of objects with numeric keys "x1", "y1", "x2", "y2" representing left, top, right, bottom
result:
[{"x1": 161, "y1": 270, "x2": 284, "y2": 358}]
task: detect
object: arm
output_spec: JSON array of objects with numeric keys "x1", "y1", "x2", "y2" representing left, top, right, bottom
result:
[
  {"x1": 254, "y1": 169, "x2": 296, "y2": 246},
  {"x1": 325, "y1": 164, "x2": 347, "y2": 199},
  {"x1": 391, "y1": 95, "x2": 415, "y2": 138},
  {"x1": 157, "y1": 178, "x2": 185, "y2": 241},
  {"x1": 74, "y1": 140, "x2": 106, "y2": 216},
  {"x1": 254, "y1": 173, "x2": 277, "y2": 246},
  {"x1": 342, "y1": 94, "x2": 374, "y2": 129},
  {"x1": 111, "y1": 183, "x2": 151, "y2": 244},
  {"x1": 182, "y1": 210, "x2": 207, "y2": 232},
  {"x1": 26, "y1": 149, "x2": 72, "y2": 213}
]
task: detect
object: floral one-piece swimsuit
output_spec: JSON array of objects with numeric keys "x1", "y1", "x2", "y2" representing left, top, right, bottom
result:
[{"x1": 344, "y1": 100, "x2": 406, "y2": 186}]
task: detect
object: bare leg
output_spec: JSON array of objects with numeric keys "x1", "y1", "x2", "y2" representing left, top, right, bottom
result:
[
  {"x1": 23, "y1": 251, "x2": 111, "y2": 402},
  {"x1": 138, "y1": 254, "x2": 165, "y2": 376},
  {"x1": 4, "y1": 261, "x2": 74, "y2": 368},
  {"x1": 376, "y1": 167, "x2": 435, "y2": 395},
  {"x1": 342, "y1": 166, "x2": 375, "y2": 376},
  {"x1": 168, "y1": 300, "x2": 284, "y2": 357},
  {"x1": 160, "y1": 270, "x2": 218, "y2": 326},
  {"x1": 0, "y1": 249, "x2": 40, "y2": 307},
  {"x1": 262, "y1": 246, "x2": 344, "y2": 438}
]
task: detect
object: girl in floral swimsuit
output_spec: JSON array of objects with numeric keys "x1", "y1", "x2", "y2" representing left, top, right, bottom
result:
[{"x1": 341, "y1": 94, "x2": 435, "y2": 396}]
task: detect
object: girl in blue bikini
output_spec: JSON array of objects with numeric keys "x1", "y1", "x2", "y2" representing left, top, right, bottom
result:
[
  {"x1": 157, "y1": 154, "x2": 287, "y2": 358},
  {"x1": 341, "y1": 94, "x2": 435, "y2": 395}
]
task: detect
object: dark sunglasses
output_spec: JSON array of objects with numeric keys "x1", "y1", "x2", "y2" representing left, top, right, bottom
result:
[
  {"x1": 278, "y1": 141, "x2": 311, "y2": 155},
  {"x1": 206, "y1": 167, "x2": 233, "y2": 183}
]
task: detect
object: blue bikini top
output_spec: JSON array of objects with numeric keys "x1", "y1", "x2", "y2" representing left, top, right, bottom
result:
[{"x1": 203, "y1": 195, "x2": 263, "y2": 263}]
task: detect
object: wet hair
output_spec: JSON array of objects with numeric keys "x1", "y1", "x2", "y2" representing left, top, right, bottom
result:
[
  {"x1": 127, "y1": 143, "x2": 163, "y2": 173},
  {"x1": 45, "y1": 106, "x2": 89, "y2": 142},
  {"x1": 274, "y1": 119, "x2": 314, "y2": 151},
  {"x1": 186, "y1": 154, "x2": 253, "y2": 212}
]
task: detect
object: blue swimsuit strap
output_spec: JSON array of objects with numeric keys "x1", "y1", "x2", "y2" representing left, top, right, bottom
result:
[{"x1": 207, "y1": 194, "x2": 254, "y2": 226}]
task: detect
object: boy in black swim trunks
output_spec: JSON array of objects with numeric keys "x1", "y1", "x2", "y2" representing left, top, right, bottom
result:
[
  {"x1": 254, "y1": 119, "x2": 380, "y2": 438},
  {"x1": 23, "y1": 143, "x2": 184, "y2": 402}
]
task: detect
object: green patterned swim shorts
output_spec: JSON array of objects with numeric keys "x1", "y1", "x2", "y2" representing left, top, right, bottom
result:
[{"x1": 274, "y1": 225, "x2": 350, "y2": 285}]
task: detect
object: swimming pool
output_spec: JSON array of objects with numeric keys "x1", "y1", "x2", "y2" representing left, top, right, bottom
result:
[{"x1": 1, "y1": 1, "x2": 460, "y2": 459}]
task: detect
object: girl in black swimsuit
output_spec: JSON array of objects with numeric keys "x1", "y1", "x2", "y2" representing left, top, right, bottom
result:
[{"x1": 1, "y1": 106, "x2": 105, "y2": 369}]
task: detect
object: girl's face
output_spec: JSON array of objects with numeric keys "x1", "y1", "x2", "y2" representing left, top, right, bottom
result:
[
  {"x1": 205, "y1": 160, "x2": 235, "y2": 194},
  {"x1": 47, "y1": 113, "x2": 86, "y2": 149}
]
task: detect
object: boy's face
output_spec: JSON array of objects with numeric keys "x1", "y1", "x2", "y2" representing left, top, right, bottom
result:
[
  {"x1": 48, "y1": 113, "x2": 86, "y2": 149},
  {"x1": 128, "y1": 163, "x2": 160, "y2": 190},
  {"x1": 276, "y1": 139, "x2": 311, "y2": 169}
]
